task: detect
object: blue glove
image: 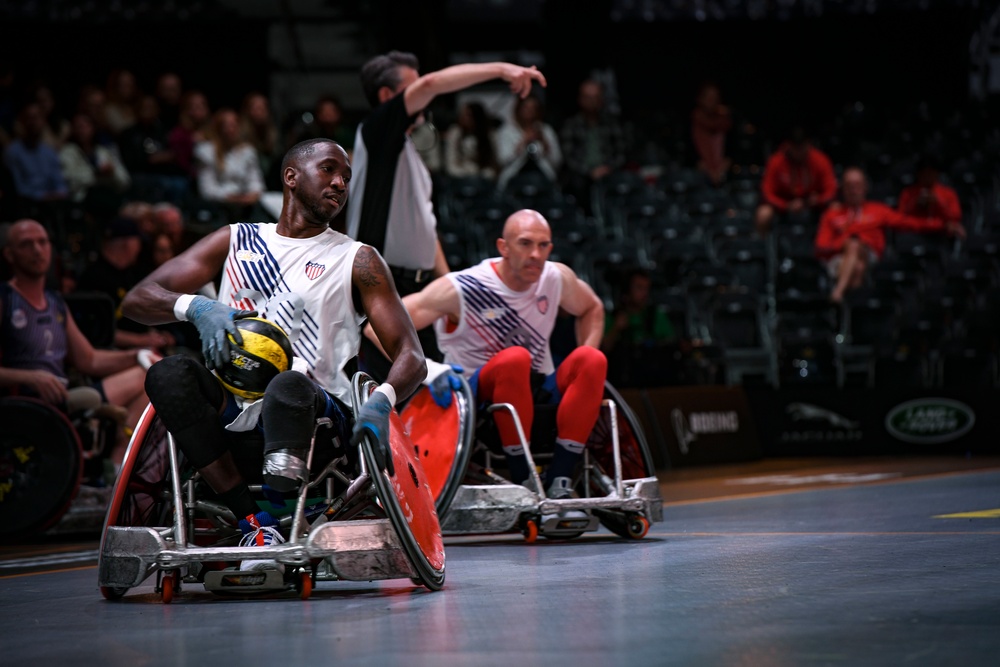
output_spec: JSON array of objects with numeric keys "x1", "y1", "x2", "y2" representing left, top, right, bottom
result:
[
  {"x1": 429, "y1": 370, "x2": 463, "y2": 409},
  {"x1": 350, "y1": 390, "x2": 395, "y2": 476},
  {"x1": 424, "y1": 359, "x2": 464, "y2": 409},
  {"x1": 186, "y1": 295, "x2": 257, "y2": 370}
]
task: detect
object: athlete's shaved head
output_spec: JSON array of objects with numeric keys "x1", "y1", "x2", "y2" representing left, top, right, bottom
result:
[
  {"x1": 3, "y1": 218, "x2": 51, "y2": 279},
  {"x1": 501, "y1": 209, "x2": 550, "y2": 241},
  {"x1": 496, "y1": 209, "x2": 552, "y2": 291},
  {"x1": 281, "y1": 138, "x2": 343, "y2": 173}
]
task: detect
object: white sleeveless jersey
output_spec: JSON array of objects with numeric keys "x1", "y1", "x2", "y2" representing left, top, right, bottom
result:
[
  {"x1": 218, "y1": 223, "x2": 365, "y2": 404},
  {"x1": 434, "y1": 258, "x2": 563, "y2": 377}
]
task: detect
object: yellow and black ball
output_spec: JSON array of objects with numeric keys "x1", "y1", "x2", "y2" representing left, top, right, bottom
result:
[{"x1": 215, "y1": 317, "x2": 294, "y2": 400}]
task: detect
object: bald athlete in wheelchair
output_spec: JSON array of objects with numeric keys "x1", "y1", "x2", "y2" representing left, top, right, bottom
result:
[{"x1": 366, "y1": 209, "x2": 662, "y2": 541}]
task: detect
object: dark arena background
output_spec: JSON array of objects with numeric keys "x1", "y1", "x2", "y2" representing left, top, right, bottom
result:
[{"x1": 2, "y1": 1, "x2": 1000, "y2": 665}]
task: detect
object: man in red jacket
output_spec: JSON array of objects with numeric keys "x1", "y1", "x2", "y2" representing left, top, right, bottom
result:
[
  {"x1": 755, "y1": 128, "x2": 838, "y2": 236},
  {"x1": 897, "y1": 154, "x2": 962, "y2": 223},
  {"x1": 815, "y1": 167, "x2": 965, "y2": 303}
]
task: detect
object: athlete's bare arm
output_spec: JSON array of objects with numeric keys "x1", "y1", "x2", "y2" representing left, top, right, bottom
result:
[
  {"x1": 354, "y1": 245, "x2": 427, "y2": 401},
  {"x1": 65, "y1": 311, "x2": 139, "y2": 378},
  {"x1": 122, "y1": 227, "x2": 231, "y2": 325},
  {"x1": 554, "y1": 263, "x2": 604, "y2": 349},
  {"x1": 362, "y1": 274, "x2": 460, "y2": 360}
]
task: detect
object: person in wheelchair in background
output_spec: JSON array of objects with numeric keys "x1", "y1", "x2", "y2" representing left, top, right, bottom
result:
[
  {"x1": 120, "y1": 138, "x2": 427, "y2": 573},
  {"x1": 0, "y1": 219, "x2": 154, "y2": 477},
  {"x1": 365, "y1": 208, "x2": 607, "y2": 504}
]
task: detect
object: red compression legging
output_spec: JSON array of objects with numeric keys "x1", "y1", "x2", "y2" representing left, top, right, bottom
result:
[{"x1": 477, "y1": 345, "x2": 607, "y2": 448}]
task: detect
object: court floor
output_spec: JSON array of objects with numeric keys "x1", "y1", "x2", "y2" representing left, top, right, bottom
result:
[{"x1": 3, "y1": 456, "x2": 1000, "y2": 666}]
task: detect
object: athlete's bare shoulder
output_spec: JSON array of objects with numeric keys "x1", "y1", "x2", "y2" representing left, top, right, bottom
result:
[{"x1": 352, "y1": 244, "x2": 390, "y2": 289}]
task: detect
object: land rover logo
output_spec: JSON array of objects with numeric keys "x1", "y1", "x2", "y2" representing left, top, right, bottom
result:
[{"x1": 885, "y1": 398, "x2": 975, "y2": 444}]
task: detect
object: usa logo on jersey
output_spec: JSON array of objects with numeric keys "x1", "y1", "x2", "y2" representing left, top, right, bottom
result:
[{"x1": 305, "y1": 261, "x2": 326, "y2": 280}]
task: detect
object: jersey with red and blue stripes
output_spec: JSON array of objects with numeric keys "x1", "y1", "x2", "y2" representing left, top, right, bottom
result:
[
  {"x1": 435, "y1": 258, "x2": 563, "y2": 377},
  {"x1": 218, "y1": 222, "x2": 364, "y2": 404}
]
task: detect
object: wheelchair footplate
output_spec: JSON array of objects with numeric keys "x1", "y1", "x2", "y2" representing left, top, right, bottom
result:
[{"x1": 203, "y1": 568, "x2": 287, "y2": 594}]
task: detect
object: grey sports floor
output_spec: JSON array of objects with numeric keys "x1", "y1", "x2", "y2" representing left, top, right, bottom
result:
[{"x1": 3, "y1": 460, "x2": 1000, "y2": 667}]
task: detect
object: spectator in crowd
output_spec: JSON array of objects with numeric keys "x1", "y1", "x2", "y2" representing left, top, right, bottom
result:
[
  {"x1": 76, "y1": 216, "x2": 175, "y2": 353},
  {"x1": 289, "y1": 94, "x2": 356, "y2": 155},
  {"x1": 559, "y1": 78, "x2": 626, "y2": 212},
  {"x1": 239, "y1": 91, "x2": 282, "y2": 190},
  {"x1": 3, "y1": 102, "x2": 69, "y2": 211},
  {"x1": 755, "y1": 127, "x2": 838, "y2": 236},
  {"x1": 151, "y1": 201, "x2": 187, "y2": 251},
  {"x1": 442, "y1": 100, "x2": 499, "y2": 180},
  {"x1": 601, "y1": 267, "x2": 677, "y2": 354},
  {"x1": 0, "y1": 59, "x2": 15, "y2": 150},
  {"x1": 76, "y1": 84, "x2": 115, "y2": 147},
  {"x1": 104, "y1": 68, "x2": 140, "y2": 137},
  {"x1": 345, "y1": 50, "x2": 547, "y2": 383},
  {"x1": 117, "y1": 94, "x2": 189, "y2": 204},
  {"x1": 897, "y1": 153, "x2": 962, "y2": 224},
  {"x1": 14, "y1": 80, "x2": 70, "y2": 149},
  {"x1": 193, "y1": 107, "x2": 265, "y2": 221},
  {"x1": 154, "y1": 71, "x2": 183, "y2": 131},
  {"x1": 168, "y1": 89, "x2": 211, "y2": 182},
  {"x1": 1, "y1": 218, "x2": 154, "y2": 466},
  {"x1": 149, "y1": 231, "x2": 175, "y2": 269},
  {"x1": 119, "y1": 200, "x2": 157, "y2": 238},
  {"x1": 690, "y1": 81, "x2": 732, "y2": 186},
  {"x1": 815, "y1": 166, "x2": 966, "y2": 303},
  {"x1": 496, "y1": 93, "x2": 562, "y2": 191},
  {"x1": 58, "y1": 112, "x2": 131, "y2": 218}
]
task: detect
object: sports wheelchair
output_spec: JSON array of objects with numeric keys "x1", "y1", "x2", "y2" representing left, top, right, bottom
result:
[
  {"x1": 399, "y1": 375, "x2": 662, "y2": 542},
  {"x1": 0, "y1": 391, "x2": 127, "y2": 540},
  {"x1": 97, "y1": 372, "x2": 445, "y2": 603}
]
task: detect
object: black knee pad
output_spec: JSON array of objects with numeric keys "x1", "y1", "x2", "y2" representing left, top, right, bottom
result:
[
  {"x1": 145, "y1": 355, "x2": 228, "y2": 470},
  {"x1": 261, "y1": 371, "x2": 326, "y2": 492}
]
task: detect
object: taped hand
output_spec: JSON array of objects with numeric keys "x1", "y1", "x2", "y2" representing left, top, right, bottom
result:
[
  {"x1": 185, "y1": 295, "x2": 257, "y2": 370},
  {"x1": 424, "y1": 359, "x2": 464, "y2": 409},
  {"x1": 350, "y1": 390, "x2": 395, "y2": 476}
]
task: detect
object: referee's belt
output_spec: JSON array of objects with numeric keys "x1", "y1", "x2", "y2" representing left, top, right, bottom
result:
[{"x1": 389, "y1": 265, "x2": 433, "y2": 285}]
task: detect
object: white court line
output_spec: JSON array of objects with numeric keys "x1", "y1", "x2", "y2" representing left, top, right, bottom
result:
[{"x1": 0, "y1": 550, "x2": 98, "y2": 571}]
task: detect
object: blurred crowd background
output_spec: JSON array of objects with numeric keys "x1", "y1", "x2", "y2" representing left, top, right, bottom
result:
[{"x1": 2, "y1": 0, "x2": 999, "y2": 393}]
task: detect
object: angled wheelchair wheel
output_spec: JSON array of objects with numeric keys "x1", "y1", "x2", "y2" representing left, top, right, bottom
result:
[
  {"x1": 398, "y1": 376, "x2": 475, "y2": 518},
  {"x1": 0, "y1": 397, "x2": 83, "y2": 540},
  {"x1": 586, "y1": 382, "x2": 657, "y2": 479},
  {"x1": 99, "y1": 403, "x2": 174, "y2": 601},
  {"x1": 352, "y1": 373, "x2": 446, "y2": 591}
]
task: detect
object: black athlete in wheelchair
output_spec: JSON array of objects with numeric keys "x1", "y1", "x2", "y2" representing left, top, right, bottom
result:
[{"x1": 97, "y1": 139, "x2": 444, "y2": 602}]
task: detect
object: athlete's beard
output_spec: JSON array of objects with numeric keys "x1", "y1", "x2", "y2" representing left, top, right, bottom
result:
[{"x1": 302, "y1": 197, "x2": 336, "y2": 229}]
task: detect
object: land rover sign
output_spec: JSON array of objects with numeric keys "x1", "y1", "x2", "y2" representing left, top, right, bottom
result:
[{"x1": 885, "y1": 398, "x2": 976, "y2": 445}]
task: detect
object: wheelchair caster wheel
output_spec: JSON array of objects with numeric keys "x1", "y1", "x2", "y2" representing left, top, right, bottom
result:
[
  {"x1": 296, "y1": 572, "x2": 313, "y2": 600},
  {"x1": 522, "y1": 518, "x2": 538, "y2": 544},
  {"x1": 160, "y1": 571, "x2": 179, "y2": 604},
  {"x1": 627, "y1": 516, "x2": 650, "y2": 540},
  {"x1": 100, "y1": 586, "x2": 126, "y2": 601}
]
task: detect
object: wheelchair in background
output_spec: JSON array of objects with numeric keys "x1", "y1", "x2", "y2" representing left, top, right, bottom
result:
[
  {"x1": 0, "y1": 390, "x2": 124, "y2": 540},
  {"x1": 97, "y1": 372, "x2": 445, "y2": 603},
  {"x1": 400, "y1": 375, "x2": 662, "y2": 542}
]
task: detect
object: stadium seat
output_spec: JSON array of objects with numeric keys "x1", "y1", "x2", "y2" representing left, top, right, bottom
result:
[{"x1": 706, "y1": 290, "x2": 777, "y2": 387}]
